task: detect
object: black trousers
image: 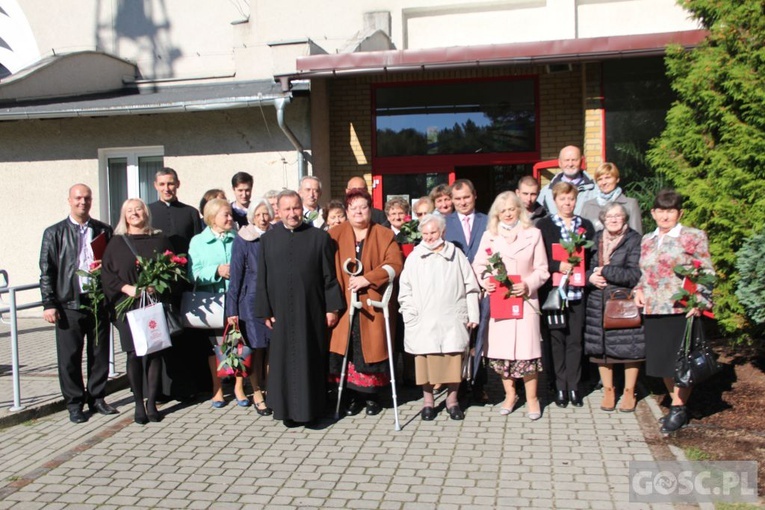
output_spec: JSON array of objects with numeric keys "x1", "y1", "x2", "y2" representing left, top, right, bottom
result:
[
  {"x1": 549, "y1": 298, "x2": 585, "y2": 392},
  {"x1": 55, "y1": 307, "x2": 110, "y2": 410}
]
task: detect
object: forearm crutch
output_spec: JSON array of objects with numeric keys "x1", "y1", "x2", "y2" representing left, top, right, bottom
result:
[
  {"x1": 335, "y1": 258, "x2": 363, "y2": 420},
  {"x1": 366, "y1": 264, "x2": 400, "y2": 431}
]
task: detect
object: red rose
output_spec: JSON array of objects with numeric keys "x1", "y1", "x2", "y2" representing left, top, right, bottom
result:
[
  {"x1": 486, "y1": 248, "x2": 493, "y2": 255},
  {"x1": 88, "y1": 262, "x2": 100, "y2": 270},
  {"x1": 404, "y1": 215, "x2": 412, "y2": 222},
  {"x1": 577, "y1": 227, "x2": 586, "y2": 235},
  {"x1": 692, "y1": 259, "x2": 702, "y2": 269},
  {"x1": 164, "y1": 250, "x2": 174, "y2": 257}
]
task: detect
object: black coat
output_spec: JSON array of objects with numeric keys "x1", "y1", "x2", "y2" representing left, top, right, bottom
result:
[{"x1": 583, "y1": 228, "x2": 645, "y2": 359}]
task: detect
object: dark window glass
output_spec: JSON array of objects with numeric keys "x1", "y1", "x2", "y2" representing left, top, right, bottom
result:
[
  {"x1": 376, "y1": 80, "x2": 536, "y2": 157},
  {"x1": 604, "y1": 57, "x2": 674, "y2": 184}
]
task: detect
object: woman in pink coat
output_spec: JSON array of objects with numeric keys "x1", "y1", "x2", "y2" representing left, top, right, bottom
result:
[{"x1": 472, "y1": 192, "x2": 550, "y2": 420}]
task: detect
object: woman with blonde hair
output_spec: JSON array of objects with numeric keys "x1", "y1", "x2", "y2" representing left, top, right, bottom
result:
[
  {"x1": 102, "y1": 198, "x2": 176, "y2": 424},
  {"x1": 580, "y1": 162, "x2": 642, "y2": 234},
  {"x1": 472, "y1": 192, "x2": 549, "y2": 420},
  {"x1": 188, "y1": 198, "x2": 236, "y2": 408}
]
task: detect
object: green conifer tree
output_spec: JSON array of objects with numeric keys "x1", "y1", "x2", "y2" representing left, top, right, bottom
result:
[{"x1": 647, "y1": 0, "x2": 765, "y2": 334}]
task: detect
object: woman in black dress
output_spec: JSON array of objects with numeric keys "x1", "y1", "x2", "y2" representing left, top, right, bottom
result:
[{"x1": 101, "y1": 198, "x2": 176, "y2": 424}]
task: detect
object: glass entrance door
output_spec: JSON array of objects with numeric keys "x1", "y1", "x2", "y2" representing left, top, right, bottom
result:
[{"x1": 378, "y1": 172, "x2": 451, "y2": 212}]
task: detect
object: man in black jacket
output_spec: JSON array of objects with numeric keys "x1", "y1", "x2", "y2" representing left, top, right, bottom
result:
[{"x1": 39, "y1": 184, "x2": 117, "y2": 423}]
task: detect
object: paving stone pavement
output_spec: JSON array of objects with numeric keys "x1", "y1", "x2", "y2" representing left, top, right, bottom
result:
[{"x1": 1, "y1": 319, "x2": 684, "y2": 509}]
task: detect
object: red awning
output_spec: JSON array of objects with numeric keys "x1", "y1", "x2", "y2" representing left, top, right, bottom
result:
[{"x1": 293, "y1": 30, "x2": 707, "y2": 78}]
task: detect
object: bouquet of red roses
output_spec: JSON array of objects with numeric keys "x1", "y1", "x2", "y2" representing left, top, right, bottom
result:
[{"x1": 115, "y1": 250, "x2": 188, "y2": 319}]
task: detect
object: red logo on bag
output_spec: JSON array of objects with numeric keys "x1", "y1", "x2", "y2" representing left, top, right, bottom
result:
[{"x1": 149, "y1": 320, "x2": 157, "y2": 330}]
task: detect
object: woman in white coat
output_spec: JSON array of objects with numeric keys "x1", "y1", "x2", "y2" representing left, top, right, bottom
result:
[
  {"x1": 399, "y1": 214, "x2": 480, "y2": 421},
  {"x1": 472, "y1": 192, "x2": 550, "y2": 420}
]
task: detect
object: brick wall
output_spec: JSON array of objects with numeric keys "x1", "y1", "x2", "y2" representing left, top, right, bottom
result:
[{"x1": 326, "y1": 64, "x2": 600, "y2": 199}]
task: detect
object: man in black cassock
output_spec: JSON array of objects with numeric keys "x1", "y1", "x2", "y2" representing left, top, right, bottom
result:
[
  {"x1": 148, "y1": 167, "x2": 205, "y2": 400},
  {"x1": 256, "y1": 190, "x2": 344, "y2": 426}
]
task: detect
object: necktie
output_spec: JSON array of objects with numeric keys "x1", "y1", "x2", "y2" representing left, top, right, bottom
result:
[{"x1": 463, "y1": 216, "x2": 471, "y2": 245}]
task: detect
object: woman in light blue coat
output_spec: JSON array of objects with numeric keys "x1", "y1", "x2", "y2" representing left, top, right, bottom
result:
[{"x1": 188, "y1": 198, "x2": 235, "y2": 408}]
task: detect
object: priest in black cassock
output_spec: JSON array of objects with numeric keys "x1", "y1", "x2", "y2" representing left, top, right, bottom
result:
[
  {"x1": 255, "y1": 190, "x2": 344, "y2": 426},
  {"x1": 148, "y1": 167, "x2": 206, "y2": 400}
]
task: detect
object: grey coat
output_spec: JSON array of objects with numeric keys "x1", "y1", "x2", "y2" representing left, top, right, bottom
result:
[{"x1": 584, "y1": 228, "x2": 645, "y2": 360}]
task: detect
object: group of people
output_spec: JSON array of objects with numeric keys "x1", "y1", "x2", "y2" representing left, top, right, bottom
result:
[{"x1": 40, "y1": 144, "x2": 714, "y2": 435}]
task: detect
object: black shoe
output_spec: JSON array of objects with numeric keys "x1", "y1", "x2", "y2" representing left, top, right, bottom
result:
[
  {"x1": 69, "y1": 408, "x2": 88, "y2": 424},
  {"x1": 365, "y1": 400, "x2": 382, "y2": 416},
  {"x1": 344, "y1": 399, "x2": 364, "y2": 416},
  {"x1": 146, "y1": 405, "x2": 162, "y2": 423},
  {"x1": 660, "y1": 405, "x2": 688, "y2": 434},
  {"x1": 569, "y1": 390, "x2": 583, "y2": 407},
  {"x1": 253, "y1": 401, "x2": 273, "y2": 416},
  {"x1": 283, "y1": 419, "x2": 300, "y2": 428},
  {"x1": 555, "y1": 390, "x2": 569, "y2": 408},
  {"x1": 447, "y1": 406, "x2": 465, "y2": 421},
  {"x1": 133, "y1": 404, "x2": 149, "y2": 425},
  {"x1": 421, "y1": 406, "x2": 437, "y2": 421},
  {"x1": 90, "y1": 399, "x2": 119, "y2": 415}
]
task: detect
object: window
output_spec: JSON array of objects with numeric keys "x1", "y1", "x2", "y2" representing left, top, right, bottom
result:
[
  {"x1": 375, "y1": 79, "x2": 537, "y2": 157},
  {"x1": 99, "y1": 147, "x2": 164, "y2": 225}
]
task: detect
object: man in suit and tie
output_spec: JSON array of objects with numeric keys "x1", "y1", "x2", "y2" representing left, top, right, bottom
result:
[{"x1": 443, "y1": 179, "x2": 489, "y2": 402}]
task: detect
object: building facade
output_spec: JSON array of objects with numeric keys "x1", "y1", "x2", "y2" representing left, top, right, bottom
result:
[{"x1": 0, "y1": 0, "x2": 700, "y2": 303}]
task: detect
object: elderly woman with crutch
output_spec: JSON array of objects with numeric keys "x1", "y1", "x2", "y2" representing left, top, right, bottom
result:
[
  {"x1": 328, "y1": 189, "x2": 404, "y2": 417},
  {"x1": 399, "y1": 214, "x2": 480, "y2": 421}
]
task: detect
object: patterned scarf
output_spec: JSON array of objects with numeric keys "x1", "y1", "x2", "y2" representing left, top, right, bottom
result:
[
  {"x1": 551, "y1": 214, "x2": 583, "y2": 301},
  {"x1": 600, "y1": 224, "x2": 627, "y2": 266},
  {"x1": 596, "y1": 186, "x2": 622, "y2": 206}
]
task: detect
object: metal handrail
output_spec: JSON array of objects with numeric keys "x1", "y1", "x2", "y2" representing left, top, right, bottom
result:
[{"x1": 0, "y1": 273, "x2": 117, "y2": 412}]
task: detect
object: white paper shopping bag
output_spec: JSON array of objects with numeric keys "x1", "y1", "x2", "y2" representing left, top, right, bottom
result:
[{"x1": 127, "y1": 301, "x2": 172, "y2": 356}]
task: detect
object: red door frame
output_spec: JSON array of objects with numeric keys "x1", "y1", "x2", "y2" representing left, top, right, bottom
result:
[{"x1": 370, "y1": 75, "x2": 541, "y2": 209}]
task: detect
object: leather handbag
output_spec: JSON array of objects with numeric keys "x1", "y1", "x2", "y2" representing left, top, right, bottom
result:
[
  {"x1": 603, "y1": 289, "x2": 641, "y2": 330},
  {"x1": 181, "y1": 291, "x2": 225, "y2": 329},
  {"x1": 542, "y1": 288, "x2": 566, "y2": 330},
  {"x1": 163, "y1": 302, "x2": 184, "y2": 337},
  {"x1": 674, "y1": 317, "x2": 721, "y2": 388}
]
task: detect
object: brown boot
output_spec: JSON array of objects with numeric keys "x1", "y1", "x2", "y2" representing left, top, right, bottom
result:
[
  {"x1": 619, "y1": 388, "x2": 636, "y2": 412},
  {"x1": 600, "y1": 387, "x2": 616, "y2": 411}
]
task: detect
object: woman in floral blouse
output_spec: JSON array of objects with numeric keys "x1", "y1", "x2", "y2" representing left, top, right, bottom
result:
[{"x1": 634, "y1": 189, "x2": 714, "y2": 434}]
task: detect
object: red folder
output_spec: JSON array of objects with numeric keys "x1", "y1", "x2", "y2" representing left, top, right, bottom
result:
[
  {"x1": 551, "y1": 243, "x2": 585, "y2": 287},
  {"x1": 489, "y1": 275, "x2": 524, "y2": 320},
  {"x1": 91, "y1": 233, "x2": 107, "y2": 261}
]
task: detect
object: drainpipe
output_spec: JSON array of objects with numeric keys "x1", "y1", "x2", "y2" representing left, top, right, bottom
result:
[{"x1": 274, "y1": 96, "x2": 307, "y2": 181}]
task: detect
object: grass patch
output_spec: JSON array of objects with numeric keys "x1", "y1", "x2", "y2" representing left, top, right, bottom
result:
[{"x1": 685, "y1": 446, "x2": 713, "y2": 461}]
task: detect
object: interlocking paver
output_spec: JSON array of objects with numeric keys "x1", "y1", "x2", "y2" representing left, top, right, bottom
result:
[{"x1": 0, "y1": 319, "x2": 708, "y2": 509}]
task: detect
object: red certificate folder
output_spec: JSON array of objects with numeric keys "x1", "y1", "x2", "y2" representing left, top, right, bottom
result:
[
  {"x1": 489, "y1": 275, "x2": 524, "y2": 320},
  {"x1": 90, "y1": 232, "x2": 107, "y2": 261},
  {"x1": 551, "y1": 243, "x2": 585, "y2": 287}
]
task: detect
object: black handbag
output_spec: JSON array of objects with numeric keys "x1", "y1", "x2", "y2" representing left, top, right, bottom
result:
[
  {"x1": 674, "y1": 317, "x2": 721, "y2": 388},
  {"x1": 542, "y1": 287, "x2": 566, "y2": 330},
  {"x1": 163, "y1": 302, "x2": 184, "y2": 337}
]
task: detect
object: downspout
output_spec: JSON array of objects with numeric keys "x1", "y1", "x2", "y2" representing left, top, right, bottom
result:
[{"x1": 274, "y1": 96, "x2": 307, "y2": 181}]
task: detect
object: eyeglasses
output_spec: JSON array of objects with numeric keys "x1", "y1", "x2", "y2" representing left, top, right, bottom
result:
[
  {"x1": 415, "y1": 211, "x2": 428, "y2": 217},
  {"x1": 604, "y1": 214, "x2": 625, "y2": 220}
]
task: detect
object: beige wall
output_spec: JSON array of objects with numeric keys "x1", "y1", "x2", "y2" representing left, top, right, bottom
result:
[
  {"x1": 12, "y1": 0, "x2": 699, "y2": 81},
  {"x1": 0, "y1": 101, "x2": 309, "y2": 312}
]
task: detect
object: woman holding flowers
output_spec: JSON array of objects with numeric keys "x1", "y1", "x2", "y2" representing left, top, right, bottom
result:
[
  {"x1": 101, "y1": 198, "x2": 180, "y2": 424},
  {"x1": 226, "y1": 197, "x2": 273, "y2": 416},
  {"x1": 537, "y1": 182, "x2": 596, "y2": 408},
  {"x1": 472, "y1": 192, "x2": 549, "y2": 420},
  {"x1": 188, "y1": 198, "x2": 236, "y2": 409},
  {"x1": 634, "y1": 190, "x2": 714, "y2": 433}
]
